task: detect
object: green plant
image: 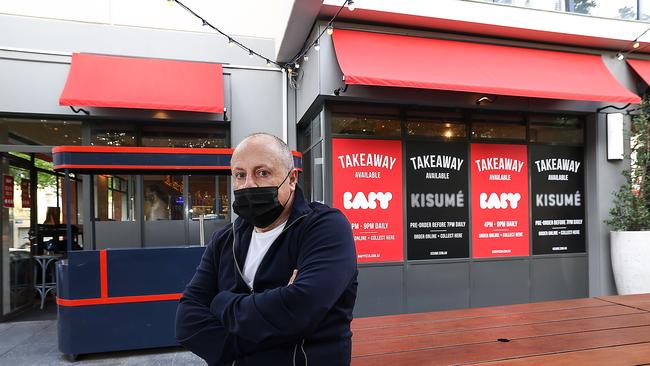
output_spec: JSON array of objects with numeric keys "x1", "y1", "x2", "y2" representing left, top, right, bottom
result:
[{"x1": 606, "y1": 97, "x2": 650, "y2": 231}]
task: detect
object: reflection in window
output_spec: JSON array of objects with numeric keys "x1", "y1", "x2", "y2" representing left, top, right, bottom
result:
[
  {"x1": 571, "y1": 0, "x2": 637, "y2": 19},
  {"x1": 188, "y1": 176, "x2": 229, "y2": 220},
  {"x1": 0, "y1": 118, "x2": 82, "y2": 146},
  {"x1": 486, "y1": 0, "x2": 563, "y2": 11},
  {"x1": 141, "y1": 126, "x2": 228, "y2": 148},
  {"x1": 529, "y1": 115, "x2": 584, "y2": 144},
  {"x1": 95, "y1": 175, "x2": 135, "y2": 221},
  {"x1": 312, "y1": 142, "x2": 324, "y2": 203},
  {"x1": 471, "y1": 113, "x2": 526, "y2": 140},
  {"x1": 92, "y1": 130, "x2": 136, "y2": 146},
  {"x1": 332, "y1": 114, "x2": 401, "y2": 136},
  {"x1": 143, "y1": 176, "x2": 184, "y2": 220},
  {"x1": 407, "y1": 111, "x2": 466, "y2": 139}
]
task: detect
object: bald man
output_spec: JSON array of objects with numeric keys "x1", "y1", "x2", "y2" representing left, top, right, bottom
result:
[{"x1": 175, "y1": 133, "x2": 358, "y2": 366}]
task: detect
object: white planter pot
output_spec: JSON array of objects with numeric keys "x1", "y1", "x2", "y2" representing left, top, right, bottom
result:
[{"x1": 611, "y1": 231, "x2": 650, "y2": 295}]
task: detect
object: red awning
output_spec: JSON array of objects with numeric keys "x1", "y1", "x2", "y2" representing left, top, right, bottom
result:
[
  {"x1": 59, "y1": 53, "x2": 224, "y2": 113},
  {"x1": 627, "y1": 59, "x2": 650, "y2": 90},
  {"x1": 332, "y1": 29, "x2": 640, "y2": 104}
]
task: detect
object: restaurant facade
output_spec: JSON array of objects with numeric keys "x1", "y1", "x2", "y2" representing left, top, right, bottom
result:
[{"x1": 1, "y1": 0, "x2": 650, "y2": 323}]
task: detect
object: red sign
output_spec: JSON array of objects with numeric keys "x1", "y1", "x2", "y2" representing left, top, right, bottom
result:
[
  {"x1": 471, "y1": 144, "x2": 529, "y2": 258},
  {"x1": 3, "y1": 175, "x2": 14, "y2": 208},
  {"x1": 332, "y1": 138, "x2": 404, "y2": 263},
  {"x1": 21, "y1": 179, "x2": 30, "y2": 208}
]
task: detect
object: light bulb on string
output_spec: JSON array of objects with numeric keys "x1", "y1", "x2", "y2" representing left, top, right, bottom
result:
[
  {"x1": 327, "y1": 24, "x2": 334, "y2": 35},
  {"x1": 228, "y1": 38, "x2": 235, "y2": 47},
  {"x1": 266, "y1": 59, "x2": 272, "y2": 67},
  {"x1": 168, "y1": 0, "x2": 174, "y2": 7},
  {"x1": 303, "y1": 54, "x2": 309, "y2": 62},
  {"x1": 314, "y1": 41, "x2": 320, "y2": 51},
  {"x1": 249, "y1": 50, "x2": 254, "y2": 58},
  {"x1": 634, "y1": 42, "x2": 641, "y2": 49},
  {"x1": 295, "y1": 62, "x2": 300, "y2": 69},
  {"x1": 616, "y1": 53, "x2": 625, "y2": 61},
  {"x1": 347, "y1": 0, "x2": 355, "y2": 11}
]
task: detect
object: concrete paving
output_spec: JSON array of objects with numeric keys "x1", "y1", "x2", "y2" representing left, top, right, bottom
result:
[{"x1": 0, "y1": 317, "x2": 206, "y2": 366}]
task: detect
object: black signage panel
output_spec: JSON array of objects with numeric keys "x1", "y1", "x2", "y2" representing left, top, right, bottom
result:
[
  {"x1": 406, "y1": 141, "x2": 469, "y2": 259},
  {"x1": 530, "y1": 145, "x2": 585, "y2": 254}
]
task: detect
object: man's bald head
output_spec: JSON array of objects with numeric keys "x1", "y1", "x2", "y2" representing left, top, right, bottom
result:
[{"x1": 234, "y1": 133, "x2": 294, "y2": 173}]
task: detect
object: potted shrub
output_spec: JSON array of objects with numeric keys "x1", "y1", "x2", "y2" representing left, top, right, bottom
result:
[{"x1": 606, "y1": 96, "x2": 650, "y2": 295}]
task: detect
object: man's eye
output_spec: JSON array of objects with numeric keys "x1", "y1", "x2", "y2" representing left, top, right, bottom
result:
[
  {"x1": 258, "y1": 170, "x2": 269, "y2": 177},
  {"x1": 234, "y1": 172, "x2": 245, "y2": 179}
]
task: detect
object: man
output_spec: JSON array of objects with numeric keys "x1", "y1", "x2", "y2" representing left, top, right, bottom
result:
[{"x1": 175, "y1": 133, "x2": 358, "y2": 365}]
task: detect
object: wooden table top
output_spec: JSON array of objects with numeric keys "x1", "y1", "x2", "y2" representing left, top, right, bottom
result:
[{"x1": 351, "y1": 294, "x2": 650, "y2": 365}]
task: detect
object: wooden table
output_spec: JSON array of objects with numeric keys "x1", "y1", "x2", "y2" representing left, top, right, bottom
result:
[{"x1": 351, "y1": 294, "x2": 650, "y2": 365}]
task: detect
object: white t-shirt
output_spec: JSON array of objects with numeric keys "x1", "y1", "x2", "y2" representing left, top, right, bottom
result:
[{"x1": 242, "y1": 221, "x2": 287, "y2": 288}]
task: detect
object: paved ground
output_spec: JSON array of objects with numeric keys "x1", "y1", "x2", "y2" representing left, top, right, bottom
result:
[{"x1": 0, "y1": 304, "x2": 205, "y2": 366}]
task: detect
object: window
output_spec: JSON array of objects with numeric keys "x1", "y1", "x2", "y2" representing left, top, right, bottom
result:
[
  {"x1": 143, "y1": 175, "x2": 184, "y2": 221},
  {"x1": 0, "y1": 118, "x2": 82, "y2": 146},
  {"x1": 529, "y1": 114, "x2": 584, "y2": 144},
  {"x1": 188, "y1": 175, "x2": 229, "y2": 220},
  {"x1": 332, "y1": 114, "x2": 401, "y2": 136},
  {"x1": 407, "y1": 110, "x2": 466, "y2": 139},
  {"x1": 471, "y1": 113, "x2": 526, "y2": 141},
  {"x1": 141, "y1": 125, "x2": 228, "y2": 148},
  {"x1": 95, "y1": 175, "x2": 135, "y2": 221}
]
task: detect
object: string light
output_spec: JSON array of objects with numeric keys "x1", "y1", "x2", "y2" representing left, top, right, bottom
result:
[
  {"x1": 616, "y1": 26, "x2": 650, "y2": 61},
  {"x1": 169, "y1": 0, "x2": 352, "y2": 76}
]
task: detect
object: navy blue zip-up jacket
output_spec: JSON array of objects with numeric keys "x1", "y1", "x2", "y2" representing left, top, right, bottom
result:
[{"x1": 175, "y1": 186, "x2": 358, "y2": 365}]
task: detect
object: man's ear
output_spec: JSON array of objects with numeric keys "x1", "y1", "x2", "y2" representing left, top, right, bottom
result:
[{"x1": 289, "y1": 168, "x2": 298, "y2": 189}]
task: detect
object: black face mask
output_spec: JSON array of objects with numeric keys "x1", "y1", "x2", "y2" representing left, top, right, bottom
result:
[{"x1": 232, "y1": 169, "x2": 293, "y2": 228}]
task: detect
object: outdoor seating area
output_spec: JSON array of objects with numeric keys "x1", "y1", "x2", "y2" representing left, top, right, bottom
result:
[{"x1": 351, "y1": 294, "x2": 650, "y2": 365}]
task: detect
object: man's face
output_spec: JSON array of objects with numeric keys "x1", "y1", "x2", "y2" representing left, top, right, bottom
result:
[{"x1": 231, "y1": 136, "x2": 297, "y2": 205}]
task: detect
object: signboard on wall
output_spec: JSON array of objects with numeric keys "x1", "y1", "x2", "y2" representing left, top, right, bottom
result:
[
  {"x1": 406, "y1": 141, "x2": 469, "y2": 259},
  {"x1": 471, "y1": 143, "x2": 529, "y2": 258},
  {"x1": 3, "y1": 175, "x2": 14, "y2": 208},
  {"x1": 332, "y1": 138, "x2": 404, "y2": 263},
  {"x1": 530, "y1": 145, "x2": 585, "y2": 254}
]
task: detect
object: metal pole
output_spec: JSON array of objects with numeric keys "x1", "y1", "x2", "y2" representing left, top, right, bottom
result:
[
  {"x1": 65, "y1": 169, "x2": 72, "y2": 253},
  {"x1": 199, "y1": 214, "x2": 205, "y2": 246}
]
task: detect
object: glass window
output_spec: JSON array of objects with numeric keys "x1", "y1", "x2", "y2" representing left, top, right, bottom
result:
[
  {"x1": 143, "y1": 175, "x2": 184, "y2": 220},
  {"x1": 312, "y1": 142, "x2": 324, "y2": 203},
  {"x1": 300, "y1": 149, "x2": 312, "y2": 201},
  {"x1": 312, "y1": 114, "x2": 322, "y2": 146},
  {"x1": 470, "y1": 113, "x2": 526, "y2": 141},
  {"x1": 91, "y1": 129, "x2": 137, "y2": 146},
  {"x1": 332, "y1": 114, "x2": 401, "y2": 136},
  {"x1": 188, "y1": 175, "x2": 229, "y2": 220},
  {"x1": 407, "y1": 110, "x2": 466, "y2": 139},
  {"x1": 0, "y1": 118, "x2": 82, "y2": 146},
  {"x1": 569, "y1": 0, "x2": 637, "y2": 19},
  {"x1": 141, "y1": 125, "x2": 228, "y2": 148},
  {"x1": 529, "y1": 114, "x2": 584, "y2": 144},
  {"x1": 95, "y1": 175, "x2": 135, "y2": 221},
  {"x1": 641, "y1": 0, "x2": 650, "y2": 20},
  {"x1": 489, "y1": 0, "x2": 563, "y2": 11}
]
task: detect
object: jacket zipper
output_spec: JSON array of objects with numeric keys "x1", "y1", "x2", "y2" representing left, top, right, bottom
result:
[{"x1": 231, "y1": 214, "x2": 308, "y2": 293}]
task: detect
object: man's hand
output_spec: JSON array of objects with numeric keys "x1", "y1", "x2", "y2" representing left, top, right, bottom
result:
[{"x1": 287, "y1": 269, "x2": 298, "y2": 286}]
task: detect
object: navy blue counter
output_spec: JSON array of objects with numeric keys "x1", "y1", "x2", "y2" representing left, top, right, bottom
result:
[{"x1": 56, "y1": 246, "x2": 205, "y2": 357}]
